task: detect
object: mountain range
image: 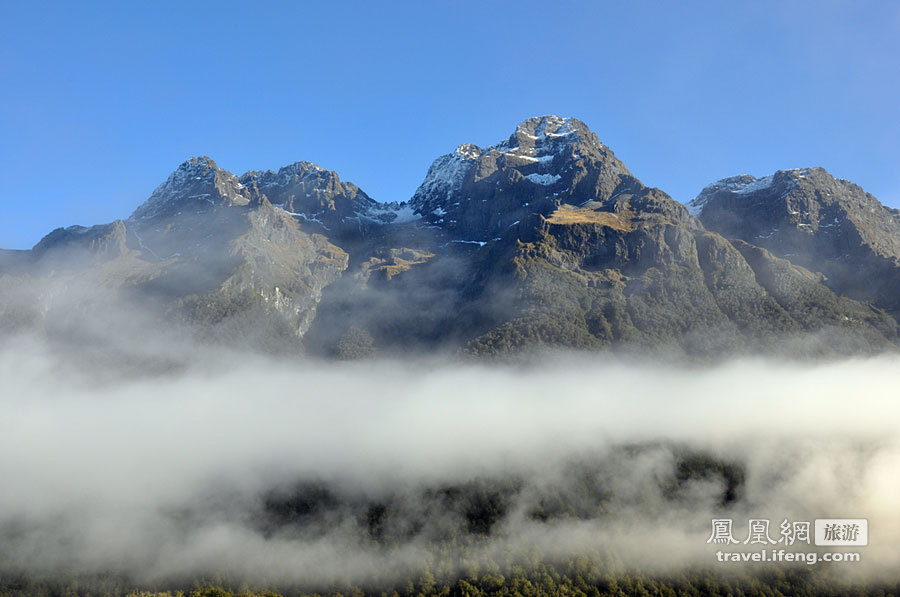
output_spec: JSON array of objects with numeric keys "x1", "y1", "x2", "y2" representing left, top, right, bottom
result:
[{"x1": 2, "y1": 115, "x2": 898, "y2": 358}]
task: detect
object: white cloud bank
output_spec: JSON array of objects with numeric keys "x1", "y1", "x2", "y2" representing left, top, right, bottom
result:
[{"x1": 1, "y1": 342, "x2": 898, "y2": 586}]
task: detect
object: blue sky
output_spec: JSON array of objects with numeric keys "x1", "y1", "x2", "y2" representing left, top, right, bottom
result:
[{"x1": 1, "y1": 0, "x2": 898, "y2": 249}]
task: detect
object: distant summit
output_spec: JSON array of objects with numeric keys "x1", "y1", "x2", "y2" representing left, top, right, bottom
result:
[{"x1": 690, "y1": 166, "x2": 900, "y2": 313}]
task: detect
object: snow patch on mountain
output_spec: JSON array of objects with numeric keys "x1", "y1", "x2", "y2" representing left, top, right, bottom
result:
[
  {"x1": 526, "y1": 173, "x2": 561, "y2": 186},
  {"x1": 383, "y1": 203, "x2": 421, "y2": 224}
]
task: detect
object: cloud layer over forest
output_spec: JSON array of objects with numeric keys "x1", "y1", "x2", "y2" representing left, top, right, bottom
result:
[{"x1": 1, "y1": 338, "x2": 898, "y2": 587}]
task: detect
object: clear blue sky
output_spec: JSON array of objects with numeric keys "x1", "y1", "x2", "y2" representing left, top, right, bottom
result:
[{"x1": 2, "y1": 0, "x2": 898, "y2": 249}]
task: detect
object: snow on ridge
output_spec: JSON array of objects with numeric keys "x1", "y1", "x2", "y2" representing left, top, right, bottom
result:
[
  {"x1": 384, "y1": 203, "x2": 422, "y2": 224},
  {"x1": 782, "y1": 167, "x2": 813, "y2": 179},
  {"x1": 697, "y1": 175, "x2": 756, "y2": 195},
  {"x1": 130, "y1": 156, "x2": 245, "y2": 221},
  {"x1": 454, "y1": 144, "x2": 481, "y2": 159},
  {"x1": 688, "y1": 175, "x2": 756, "y2": 216},
  {"x1": 689, "y1": 171, "x2": 803, "y2": 216},
  {"x1": 150, "y1": 157, "x2": 217, "y2": 195},
  {"x1": 501, "y1": 115, "x2": 577, "y2": 156},
  {"x1": 410, "y1": 149, "x2": 478, "y2": 209},
  {"x1": 697, "y1": 170, "x2": 809, "y2": 198},
  {"x1": 412, "y1": 116, "x2": 583, "y2": 210},
  {"x1": 733, "y1": 175, "x2": 775, "y2": 195},
  {"x1": 523, "y1": 115, "x2": 570, "y2": 136}
]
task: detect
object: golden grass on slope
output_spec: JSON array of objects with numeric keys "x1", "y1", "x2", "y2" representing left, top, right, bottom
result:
[
  {"x1": 356, "y1": 248, "x2": 436, "y2": 284},
  {"x1": 546, "y1": 205, "x2": 632, "y2": 231}
]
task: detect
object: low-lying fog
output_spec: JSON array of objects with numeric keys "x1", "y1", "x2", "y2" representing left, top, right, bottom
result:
[{"x1": 1, "y1": 337, "x2": 898, "y2": 586}]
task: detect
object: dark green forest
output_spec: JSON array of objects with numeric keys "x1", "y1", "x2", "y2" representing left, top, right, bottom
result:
[{"x1": 2, "y1": 557, "x2": 896, "y2": 597}]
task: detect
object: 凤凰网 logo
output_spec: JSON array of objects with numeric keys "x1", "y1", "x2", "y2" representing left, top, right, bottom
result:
[{"x1": 707, "y1": 518, "x2": 867, "y2": 546}]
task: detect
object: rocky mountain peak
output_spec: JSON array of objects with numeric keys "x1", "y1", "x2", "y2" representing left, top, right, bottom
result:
[
  {"x1": 129, "y1": 156, "x2": 250, "y2": 222},
  {"x1": 691, "y1": 165, "x2": 900, "y2": 312},
  {"x1": 238, "y1": 161, "x2": 358, "y2": 205},
  {"x1": 240, "y1": 161, "x2": 327, "y2": 188},
  {"x1": 409, "y1": 115, "x2": 633, "y2": 240},
  {"x1": 502, "y1": 115, "x2": 585, "y2": 155},
  {"x1": 689, "y1": 166, "x2": 900, "y2": 254},
  {"x1": 237, "y1": 160, "x2": 384, "y2": 234},
  {"x1": 689, "y1": 168, "x2": 819, "y2": 216},
  {"x1": 454, "y1": 144, "x2": 482, "y2": 159}
]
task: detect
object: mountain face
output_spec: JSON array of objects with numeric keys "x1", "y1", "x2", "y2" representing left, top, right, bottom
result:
[
  {"x1": 130, "y1": 156, "x2": 251, "y2": 222},
  {"x1": 5, "y1": 158, "x2": 359, "y2": 352},
  {"x1": 2, "y1": 117, "x2": 899, "y2": 359},
  {"x1": 239, "y1": 161, "x2": 415, "y2": 235},
  {"x1": 409, "y1": 116, "x2": 633, "y2": 242},
  {"x1": 689, "y1": 167, "x2": 900, "y2": 314}
]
